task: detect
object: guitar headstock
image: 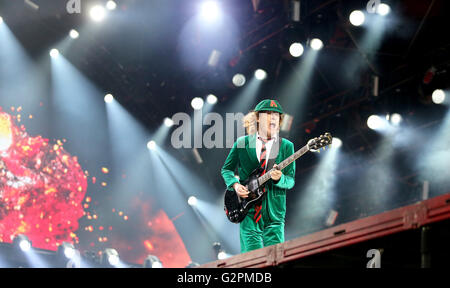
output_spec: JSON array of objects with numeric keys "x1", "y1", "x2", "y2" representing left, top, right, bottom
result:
[{"x1": 307, "y1": 132, "x2": 333, "y2": 152}]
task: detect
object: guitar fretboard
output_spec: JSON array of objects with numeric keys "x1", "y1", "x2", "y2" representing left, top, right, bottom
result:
[{"x1": 257, "y1": 144, "x2": 310, "y2": 186}]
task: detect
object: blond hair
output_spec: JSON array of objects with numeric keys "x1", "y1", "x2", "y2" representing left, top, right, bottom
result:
[{"x1": 243, "y1": 111, "x2": 257, "y2": 135}]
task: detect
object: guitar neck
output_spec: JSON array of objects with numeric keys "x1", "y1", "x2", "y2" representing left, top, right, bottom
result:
[{"x1": 257, "y1": 144, "x2": 310, "y2": 186}]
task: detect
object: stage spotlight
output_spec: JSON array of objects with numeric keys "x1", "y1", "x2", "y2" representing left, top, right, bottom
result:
[
  {"x1": 217, "y1": 251, "x2": 228, "y2": 260},
  {"x1": 147, "y1": 140, "x2": 156, "y2": 151},
  {"x1": 254, "y1": 69, "x2": 267, "y2": 80},
  {"x1": 13, "y1": 235, "x2": 32, "y2": 252},
  {"x1": 349, "y1": 10, "x2": 365, "y2": 26},
  {"x1": 188, "y1": 196, "x2": 198, "y2": 206},
  {"x1": 376, "y1": 3, "x2": 391, "y2": 16},
  {"x1": 106, "y1": 0, "x2": 117, "y2": 10},
  {"x1": 58, "y1": 242, "x2": 76, "y2": 259},
  {"x1": 104, "y1": 94, "x2": 114, "y2": 103},
  {"x1": 325, "y1": 209, "x2": 339, "y2": 226},
  {"x1": 213, "y1": 241, "x2": 221, "y2": 252},
  {"x1": 49, "y1": 48, "x2": 59, "y2": 58},
  {"x1": 290, "y1": 0, "x2": 301, "y2": 22},
  {"x1": 0, "y1": 16, "x2": 3, "y2": 24},
  {"x1": 186, "y1": 261, "x2": 201, "y2": 268},
  {"x1": 69, "y1": 29, "x2": 79, "y2": 39},
  {"x1": 331, "y1": 137, "x2": 342, "y2": 149},
  {"x1": 208, "y1": 49, "x2": 221, "y2": 67},
  {"x1": 102, "y1": 248, "x2": 120, "y2": 267},
  {"x1": 19, "y1": 238, "x2": 31, "y2": 252},
  {"x1": 24, "y1": 0, "x2": 39, "y2": 10},
  {"x1": 200, "y1": 1, "x2": 220, "y2": 22},
  {"x1": 389, "y1": 113, "x2": 402, "y2": 126},
  {"x1": 232, "y1": 73, "x2": 246, "y2": 87},
  {"x1": 367, "y1": 115, "x2": 382, "y2": 130},
  {"x1": 164, "y1": 117, "x2": 174, "y2": 127},
  {"x1": 57, "y1": 242, "x2": 81, "y2": 267},
  {"x1": 90, "y1": 5, "x2": 106, "y2": 22},
  {"x1": 310, "y1": 38, "x2": 323, "y2": 51},
  {"x1": 206, "y1": 94, "x2": 218, "y2": 105},
  {"x1": 143, "y1": 255, "x2": 163, "y2": 268},
  {"x1": 289, "y1": 42, "x2": 304, "y2": 57},
  {"x1": 191, "y1": 97, "x2": 204, "y2": 110},
  {"x1": 212, "y1": 242, "x2": 230, "y2": 260},
  {"x1": 432, "y1": 89, "x2": 446, "y2": 104}
]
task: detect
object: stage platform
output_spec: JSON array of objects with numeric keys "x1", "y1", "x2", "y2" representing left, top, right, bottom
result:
[{"x1": 200, "y1": 193, "x2": 450, "y2": 268}]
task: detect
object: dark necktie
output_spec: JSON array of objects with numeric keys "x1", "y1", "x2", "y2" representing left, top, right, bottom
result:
[{"x1": 254, "y1": 137, "x2": 271, "y2": 223}]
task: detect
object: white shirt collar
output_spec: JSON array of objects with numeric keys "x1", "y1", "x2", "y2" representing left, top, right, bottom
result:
[{"x1": 256, "y1": 131, "x2": 278, "y2": 142}]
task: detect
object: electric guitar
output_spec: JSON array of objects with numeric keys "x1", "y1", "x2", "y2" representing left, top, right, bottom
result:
[{"x1": 224, "y1": 132, "x2": 333, "y2": 223}]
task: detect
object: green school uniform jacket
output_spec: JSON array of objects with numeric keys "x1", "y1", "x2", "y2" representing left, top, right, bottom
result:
[{"x1": 221, "y1": 133, "x2": 296, "y2": 223}]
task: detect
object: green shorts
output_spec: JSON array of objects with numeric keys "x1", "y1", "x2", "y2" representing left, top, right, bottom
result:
[{"x1": 239, "y1": 206, "x2": 285, "y2": 253}]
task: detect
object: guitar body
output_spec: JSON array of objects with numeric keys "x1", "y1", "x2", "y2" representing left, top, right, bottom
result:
[{"x1": 224, "y1": 167, "x2": 266, "y2": 223}]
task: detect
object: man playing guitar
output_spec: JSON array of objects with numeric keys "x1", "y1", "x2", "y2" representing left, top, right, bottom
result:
[{"x1": 221, "y1": 99, "x2": 296, "y2": 253}]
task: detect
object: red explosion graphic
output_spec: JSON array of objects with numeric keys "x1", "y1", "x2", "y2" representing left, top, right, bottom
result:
[
  {"x1": 105, "y1": 197, "x2": 192, "y2": 268},
  {"x1": 1, "y1": 107, "x2": 193, "y2": 267},
  {"x1": 0, "y1": 108, "x2": 87, "y2": 250}
]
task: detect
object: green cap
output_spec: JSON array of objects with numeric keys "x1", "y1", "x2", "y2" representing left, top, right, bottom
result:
[{"x1": 254, "y1": 99, "x2": 284, "y2": 114}]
